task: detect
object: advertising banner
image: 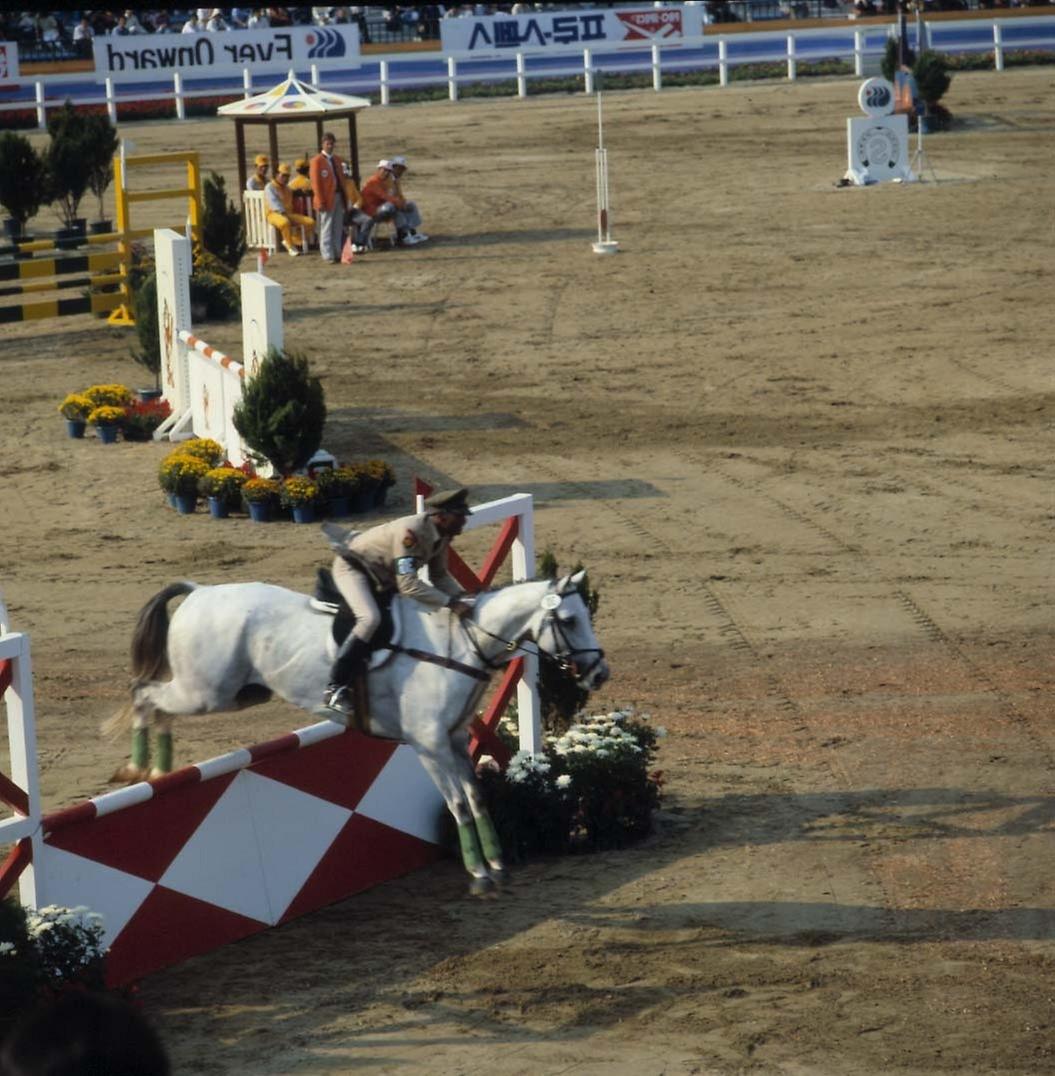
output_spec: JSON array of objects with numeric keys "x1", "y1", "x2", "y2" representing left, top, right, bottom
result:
[
  {"x1": 94, "y1": 25, "x2": 360, "y2": 84},
  {"x1": 441, "y1": 6, "x2": 704, "y2": 58},
  {"x1": 0, "y1": 41, "x2": 19, "y2": 82}
]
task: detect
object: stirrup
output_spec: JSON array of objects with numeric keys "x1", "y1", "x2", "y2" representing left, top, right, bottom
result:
[{"x1": 324, "y1": 684, "x2": 354, "y2": 716}]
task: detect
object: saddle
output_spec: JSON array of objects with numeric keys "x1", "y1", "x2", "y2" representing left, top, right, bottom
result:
[{"x1": 312, "y1": 566, "x2": 400, "y2": 671}]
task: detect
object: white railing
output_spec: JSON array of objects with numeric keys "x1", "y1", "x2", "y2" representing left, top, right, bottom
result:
[{"x1": 2, "y1": 16, "x2": 1054, "y2": 128}]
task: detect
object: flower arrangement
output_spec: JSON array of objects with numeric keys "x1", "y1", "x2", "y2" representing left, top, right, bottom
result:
[
  {"x1": 1, "y1": 901, "x2": 107, "y2": 1013},
  {"x1": 478, "y1": 707, "x2": 664, "y2": 863},
  {"x1": 314, "y1": 466, "x2": 361, "y2": 500},
  {"x1": 349, "y1": 461, "x2": 380, "y2": 496},
  {"x1": 241, "y1": 476, "x2": 281, "y2": 505},
  {"x1": 86, "y1": 404, "x2": 126, "y2": 428},
  {"x1": 84, "y1": 383, "x2": 133, "y2": 408},
  {"x1": 279, "y1": 475, "x2": 319, "y2": 509},
  {"x1": 199, "y1": 466, "x2": 247, "y2": 503},
  {"x1": 364, "y1": 459, "x2": 396, "y2": 490},
  {"x1": 177, "y1": 437, "x2": 225, "y2": 466},
  {"x1": 157, "y1": 452, "x2": 210, "y2": 496},
  {"x1": 121, "y1": 397, "x2": 171, "y2": 441},
  {"x1": 57, "y1": 393, "x2": 93, "y2": 422}
]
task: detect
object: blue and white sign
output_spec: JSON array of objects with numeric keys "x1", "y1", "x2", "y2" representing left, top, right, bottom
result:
[
  {"x1": 94, "y1": 25, "x2": 360, "y2": 84},
  {"x1": 0, "y1": 41, "x2": 19, "y2": 82},
  {"x1": 441, "y1": 6, "x2": 704, "y2": 58}
]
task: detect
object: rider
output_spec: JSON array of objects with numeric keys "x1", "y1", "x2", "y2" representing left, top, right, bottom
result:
[{"x1": 324, "y1": 487, "x2": 475, "y2": 715}]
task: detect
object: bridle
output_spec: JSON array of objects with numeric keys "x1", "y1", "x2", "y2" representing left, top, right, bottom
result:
[{"x1": 459, "y1": 593, "x2": 606, "y2": 684}]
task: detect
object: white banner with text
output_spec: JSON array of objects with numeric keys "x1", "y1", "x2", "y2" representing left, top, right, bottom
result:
[
  {"x1": 94, "y1": 25, "x2": 360, "y2": 84},
  {"x1": 440, "y1": 6, "x2": 704, "y2": 58}
]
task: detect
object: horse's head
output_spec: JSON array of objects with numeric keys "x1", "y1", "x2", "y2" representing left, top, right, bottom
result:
[{"x1": 535, "y1": 570, "x2": 610, "y2": 691}]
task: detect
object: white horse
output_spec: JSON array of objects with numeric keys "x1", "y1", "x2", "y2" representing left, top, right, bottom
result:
[{"x1": 109, "y1": 572, "x2": 609, "y2": 892}]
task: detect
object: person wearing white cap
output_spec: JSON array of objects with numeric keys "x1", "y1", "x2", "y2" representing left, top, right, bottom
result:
[{"x1": 358, "y1": 157, "x2": 428, "y2": 249}]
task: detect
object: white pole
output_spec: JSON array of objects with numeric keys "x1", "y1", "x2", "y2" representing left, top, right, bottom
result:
[
  {"x1": 592, "y1": 92, "x2": 618, "y2": 255},
  {"x1": 516, "y1": 51, "x2": 527, "y2": 98},
  {"x1": 853, "y1": 29, "x2": 864, "y2": 78},
  {"x1": 510, "y1": 503, "x2": 540, "y2": 756},
  {"x1": 380, "y1": 60, "x2": 390, "y2": 105},
  {"x1": 718, "y1": 38, "x2": 729, "y2": 88},
  {"x1": 651, "y1": 42, "x2": 662, "y2": 92},
  {"x1": 787, "y1": 34, "x2": 797, "y2": 82},
  {"x1": 993, "y1": 23, "x2": 1004, "y2": 72},
  {"x1": 173, "y1": 72, "x2": 186, "y2": 120},
  {"x1": 105, "y1": 76, "x2": 117, "y2": 123},
  {"x1": 243, "y1": 66, "x2": 252, "y2": 98},
  {"x1": 35, "y1": 81, "x2": 46, "y2": 129},
  {"x1": 447, "y1": 55, "x2": 458, "y2": 101},
  {"x1": 310, "y1": 62, "x2": 320, "y2": 86},
  {"x1": 584, "y1": 47, "x2": 594, "y2": 95}
]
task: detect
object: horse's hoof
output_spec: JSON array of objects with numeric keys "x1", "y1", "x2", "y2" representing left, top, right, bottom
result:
[
  {"x1": 469, "y1": 875, "x2": 496, "y2": 897},
  {"x1": 489, "y1": 866, "x2": 510, "y2": 889},
  {"x1": 108, "y1": 762, "x2": 148, "y2": 785}
]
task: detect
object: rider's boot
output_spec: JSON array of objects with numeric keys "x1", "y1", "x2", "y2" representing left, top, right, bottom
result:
[{"x1": 324, "y1": 635, "x2": 371, "y2": 717}]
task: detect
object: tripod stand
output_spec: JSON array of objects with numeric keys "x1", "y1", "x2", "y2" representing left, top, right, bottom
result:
[{"x1": 910, "y1": 112, "x2": 937, "y2": 182}]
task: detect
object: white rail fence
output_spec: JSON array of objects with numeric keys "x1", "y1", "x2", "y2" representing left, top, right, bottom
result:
[{"x1": 3, "y1": 16, "x2": 1054, "y2": 128}]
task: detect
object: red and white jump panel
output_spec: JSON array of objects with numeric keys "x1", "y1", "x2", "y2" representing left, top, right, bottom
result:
[{"x1": 36, "y1": 722, "x2": 445, "y2": 986}]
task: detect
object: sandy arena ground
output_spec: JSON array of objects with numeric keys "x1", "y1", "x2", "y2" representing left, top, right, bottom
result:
[{"x1": 2, "y1": 67, "x2": 1055, "y2": 1073}]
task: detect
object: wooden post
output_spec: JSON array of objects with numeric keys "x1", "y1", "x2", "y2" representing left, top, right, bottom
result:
[{"x1": 235, "y1": 121, "x2": 248, "y2": 200}]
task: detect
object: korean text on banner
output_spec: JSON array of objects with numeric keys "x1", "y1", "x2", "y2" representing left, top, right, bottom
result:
[
  {"x1": 94, "y1": 25, "x2": 360, "y2": 84},
  {"x1": 440, "y1": 6, "x2": 704, "y2": 59}
]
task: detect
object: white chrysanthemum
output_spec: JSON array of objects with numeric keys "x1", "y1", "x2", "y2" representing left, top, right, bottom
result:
[
  {"x1": 556, "y1": 774, "x2": 572, "y2": 790},
  {"x1": 656, "y1": 727, "x2": 668, "y2": 738},
  {"x1": 0, "y1": 941, "x2": 16, "y2": 956}
]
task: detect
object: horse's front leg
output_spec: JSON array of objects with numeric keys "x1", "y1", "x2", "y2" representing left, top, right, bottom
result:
[
  {"x1": 411, "y1": 745, "x2": 497, "y2": 895},
  {"x1": 451, "y1": 729, "x2": 506, "y2": 886}
]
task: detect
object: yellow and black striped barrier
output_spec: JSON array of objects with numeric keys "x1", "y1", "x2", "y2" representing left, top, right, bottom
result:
[{"x1": 0, "y1": 236, "x2": 131, "y2": 326}]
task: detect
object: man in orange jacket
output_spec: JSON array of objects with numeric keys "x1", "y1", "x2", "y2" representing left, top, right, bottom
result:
[
  {"x1": 309, "y1": 132, "x2": 348, "y2": 262},
  {"x1": 358, "y1": 156, "x2": 427, "y2": 249}
]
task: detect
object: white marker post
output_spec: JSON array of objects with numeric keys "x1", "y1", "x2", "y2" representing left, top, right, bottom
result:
[{"x1": 592, "y1": 90, "x2": 618, "y2": 255}]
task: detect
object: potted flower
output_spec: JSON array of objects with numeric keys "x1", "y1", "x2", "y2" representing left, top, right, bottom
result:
[
  {"x1": 158, "y1": 452, "x2": 210, "y2": 514},
  {"x1": 241, "y1": 477, "x2": 282, "y2": 523},
  {"x1": 280, "y1": 475, "x2": 320, "y2": 524},
  {"x1": 177, "y1": 437, "x2": 225, "y2": 467},
  {"x1": 121, "y1": 397, "x2": 172, "y2": 442},
  {"x1": 87, "y1": 404, "x2": 126, "y2": 444},
  {"x1": 199, "y1": 466, "x2": 247, "y2": 519},
  {"x1": 57, "y1": 392, "x2": 93, "y2": 438},
  {"x1": 84, "y1": 383, "x2": 133, "y2": 409},
  {"x1": 364, "y1": 459, "x2": 396, "y2": 508},
  {"x1": 348, "y1": 463, "x2": 379, "y2": 514},
  {"x1": 314, "y1": 466, "x2": 361, "y2": 518}
]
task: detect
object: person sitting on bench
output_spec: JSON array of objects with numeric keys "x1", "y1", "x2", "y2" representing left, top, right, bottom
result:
[{"x1": 265, "y1": 163, "x2": 315, "y2": 257}]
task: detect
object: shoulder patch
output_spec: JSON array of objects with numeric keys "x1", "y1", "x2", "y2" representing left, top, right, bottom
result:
[{"x1": 402, "y1": 530, "x2": 417, "y2": 548}]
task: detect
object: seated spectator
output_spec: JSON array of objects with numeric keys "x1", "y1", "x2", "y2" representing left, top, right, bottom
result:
[
  {"x1": 112, "y1": 14, "x2": 130, "y2": 35},
  {"x1": 247, "y1": 154, "x2": 269, "y2": 191},
  {"x1": 182, "y1": 14, "x2": 204, "y2": 32},
  {"x1": 289, "y1": 158, "x2": 313, "y2": 195},
  {"x1": 206, "y1": 9, "x2": 229, "y2": 31},
  {"x1": 72, "y1": 15, "x2": 94, "y2": 56},
  {"x1": 37, "y1": 13, "x2": 60, "y2": 45},
  {"x1": 358, "y1": 157, "x2": 428, "y2": 248},
  {"x1": 154, "y1": 12, "x2": 173, "y2": 32},
  {"x1": 247, "y1": 8, "x2": 271, "y2": 27},
  {"x1": 229, "y1": 7, "x2": 252, "y2": 28},
  {"x1": 266, "y1": 163, "x2": 315, "y2": 256}
]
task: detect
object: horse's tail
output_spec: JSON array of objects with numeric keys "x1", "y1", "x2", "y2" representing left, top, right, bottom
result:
[{"x1": 130, "y1": 581, "x2": 197, "y2": 684}]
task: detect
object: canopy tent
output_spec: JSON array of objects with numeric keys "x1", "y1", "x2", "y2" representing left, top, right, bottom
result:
[{"x1": 218, "y1": 73, "x2": 371, "y2": 194}]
